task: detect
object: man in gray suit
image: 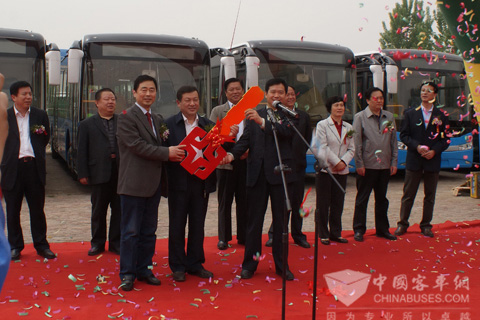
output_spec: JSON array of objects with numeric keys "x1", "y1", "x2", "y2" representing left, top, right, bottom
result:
[
  {"x1": 209, "y1": 78, "x2": 247, "y2": 250},
  {"x1": 116, "y1": 75, "x2": 185, "y2": 291},
  {"x1": 77, "y1": 88, "x2": 121, "y2": 256}
]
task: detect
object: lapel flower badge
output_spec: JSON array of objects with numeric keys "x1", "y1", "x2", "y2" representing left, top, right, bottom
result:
[
  {"x1": 382, "y1": 120, "x2": 394, "y2": 134},
  {"x1": 158, "y1": 123, "x2": 170, "y2": 141},
  {"x1": 31, "y1": 124, "x2": 47, "y2": 135},
  {"x1": 344, "y1": 129, "x2": 355, "y2": 144}
]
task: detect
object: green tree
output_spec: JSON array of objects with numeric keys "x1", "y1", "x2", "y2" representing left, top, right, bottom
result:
[
  {"x1": 380, "y1": 0, "x2": 435, "y2": 50},
  {"x1": 433, "y1": 9, "x2": 459, "y2": 54}
]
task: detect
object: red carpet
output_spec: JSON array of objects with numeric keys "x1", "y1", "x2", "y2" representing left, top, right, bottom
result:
[{"x1": 1, "y1": 221, "x2": 479, "y2": 319}]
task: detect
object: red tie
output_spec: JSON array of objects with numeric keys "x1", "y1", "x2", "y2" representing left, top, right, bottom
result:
[{"x1": 146, "y1": 112, "x2": 153, "y2": 129}]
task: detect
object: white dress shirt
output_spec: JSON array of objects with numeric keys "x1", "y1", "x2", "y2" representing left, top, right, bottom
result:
[{"x1": 14, "y1": 106, "x2": 35, "y2": 158}]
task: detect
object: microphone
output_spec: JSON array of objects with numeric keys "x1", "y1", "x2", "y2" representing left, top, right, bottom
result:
[
  {"x1": 266, "y1": 108, "x2": 278, "y2": 124},
  {"x1": 272, "y1": 101, "x2": 298, "y2": 118}
]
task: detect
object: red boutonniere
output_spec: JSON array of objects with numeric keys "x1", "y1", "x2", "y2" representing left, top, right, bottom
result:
[{"x1": 31, "y1": 125, "x2": 47, "y2": 135}]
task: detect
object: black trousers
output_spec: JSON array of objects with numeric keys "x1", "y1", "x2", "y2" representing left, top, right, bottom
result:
[
  {"x1": 353, "y1": 169, "x2": 391, "y2": 235},
  {"x1": 90, "y1": 162, "x2": 121, "y2": 250},
  {"x1": 316, "y1": 172, "x2": 348, "y2": 239},
  {"x1": 216, "y1": 158, "x2": 247, "y2": 243},
  {"x1": 168, "y1": 175, "x2": 209, "y2": 273},
  {"x1": 4, "y1": 159, "x2": 49, "y2": 252},
  {"x1": 267, "y1": 170, "x2": 307, "y2": 242},
  {"x1": 242, "y1": 167, "x2": 293, "y2": 273},
  {"x1": 398, "y1": 169, "x2": 439, "y2": 230}
]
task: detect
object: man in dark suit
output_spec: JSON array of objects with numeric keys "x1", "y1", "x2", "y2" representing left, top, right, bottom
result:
[
  {"x1": 1, "y1": 81, "x2": 55, "y2": 260},
  {"x1": 222, "y1": 78, "x2": 296, "y2": 281},
  {"x1": 165, "y1": 86, "x2": 217, "y2": 282},
  {"x1": 265, "y1": 85, "x2": 311, "y2": 249},
  {"x1": 77, "y1": 88, "x2": 121, "y2": 256},
  {"x1": 209, "y1": 78, "x2": 247, "y2": 250},
  {"x1": 394, "y1": 81, "x2": 450, "y2": 238},
  {"x1": 116, "y1": 75, "x2": 185, "y2": 291}
]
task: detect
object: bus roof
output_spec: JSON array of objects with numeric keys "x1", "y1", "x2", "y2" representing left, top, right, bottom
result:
[
  {"x1": 360, "y1": 48, "x2": 464, "y2": 62},
  {"x1": 0, "y1": 28, "x2": 45, "y2": 43},
  {"x1": 81, "y1": 33, "x2": 209, "y2": 48},
  {"x1": 233, "y1": 39, "x2": 354, "y2": 56}
]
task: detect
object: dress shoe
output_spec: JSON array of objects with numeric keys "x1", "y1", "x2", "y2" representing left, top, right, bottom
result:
[
  {"x1": 276, "y1": 269, "x2": 295, "y2": 281},
  {"x1": 330, "y1": 237, "x2": 348, "y2": 244},
  {"x1": 217, "y1": 241, "x2": 228, "y2": 250},
  {"x1": 172, "y1": 271, "x2": 186, "y2": 282},
  {"x1": 376, "y1": 233, "x2": 397, "y2": 241},
  {"x1": 240, "y1": 269, "x2": 254, "y2": 279},
  {"x1": 320, "y1": 238, "x2": 330, "y2": 245},
  {"x1": 108, "y1": 247, "x2": 120, "y2": 255},
  {"x1": 37, "y1": 248, "x2": 56, "y2": 259},
  {"x1": 353, "y1": 233, "x2": 364, "y2": 242},
  {"x1": 137, "y1": 274, "x2": 161, "y2": 286},
  {"x1": 421, "y1": 228, "x2": 434, "y2": 238},
  {"x1": 88, "y1": 246, "x2": 105, "y2": 256},
  {"x1": 188, "y1": 268, "x2": 213, "y2": 279},
  {"x1": 265, "y1": 239, "x2": 273, "y2": 247},
  {"x1": 294, "y1": 239, "x2": 311, "y2": 248},
  {"x1": 11, "y1": 249, "x2": 21, "y2": 260},
  {"x1": 237, "y1": 239, "x2": 245, "y2": 245},
  {"x1": 120, "y1": 277, "x2": 134, "y2": 291},
  {"x1": 394, "y1": 225, "x2": 408, "y2": 236}
]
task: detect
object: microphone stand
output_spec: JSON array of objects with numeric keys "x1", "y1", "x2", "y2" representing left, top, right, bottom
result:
[
  {"x1": 281, "y1": 114, "x2": 345, "y2": 320},
  {"x1": 266, "y1": 109, "x2": 291, "y2": 320}
]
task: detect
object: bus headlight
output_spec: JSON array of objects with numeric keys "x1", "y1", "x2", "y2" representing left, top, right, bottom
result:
[
  {"x1": 397, "y1": 141, "x2": 408, "y2": 150},
  {"x1": 446, "y1": 142, "x2": 473, "y2": 151}
]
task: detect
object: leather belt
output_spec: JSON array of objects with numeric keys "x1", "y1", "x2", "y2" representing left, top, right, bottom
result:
[{"x1": 19, "y1": 157, "x2": 35, "y2": 162}]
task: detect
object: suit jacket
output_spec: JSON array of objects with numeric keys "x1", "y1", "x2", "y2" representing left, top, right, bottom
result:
[
  {"x1": 116, "y1": 105, "x2": 169, "y2": 197},
  {"x1": 77, "y1": 113, "x2": 119, "y2": 185},
  {"x1": 292, "y1": 109, "x2": 312, "y2": 173},
  {"x1": 1, "y1": 107, "x2": 50, "y2": 191},
  {"x1": 400, "y1": 106, "x2": 450, "y2": 172},
  {"x1": 230, "y1": 107, "x2": 295, "y2": 187},
  {"x1": 164, "y1": 112, "x2": 216, "y2": 193},
  {"x1": 315, "y1": 116, "x2": 355, "y2": 175}
]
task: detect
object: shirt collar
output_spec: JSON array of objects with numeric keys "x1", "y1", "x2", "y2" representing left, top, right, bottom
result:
[
  {"x1": 421, "y1": 104, "x2": 433, "y2": 114},
  {"x1": 365, "y1": 106, "x2": 382, "y2": 118},
  {"x1": 135, "y1": 103, "x2": 150, "y2": 115},
  {"x1": 182, "y1": 113, "x2": 199, "y2": 125},
  {"x1": 14, "y1": 105, "x2": 30, "y2": 116}
]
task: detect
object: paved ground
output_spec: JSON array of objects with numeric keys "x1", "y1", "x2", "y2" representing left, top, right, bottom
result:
[{"x1": 3, "y1": 153, "x2": 480, "y2": 244}]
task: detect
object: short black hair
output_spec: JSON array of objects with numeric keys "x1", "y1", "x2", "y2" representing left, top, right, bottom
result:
[
  {"x1": 420, "y1": 81, "x2": 438, "y2": 93},
  {"x1": 325, "y1": 96, "x2": 344, "y2": 113},
  {"x1": 95, "y1": 88, "x2": 116, "y2": 101},
  {"x1": 133, "y1": 75, "x2": 158, "y2": 91},
  {"x1": 265, "y1": 78, "x2": 288, "y2": 94},
  {"x1": 365, "y1": 87, "x2": 384, "y2": 100},
  {"x1": 176, "y1": 86, "x2": 199, "y2": 101},
  {"x1": 288, "y1": 85, "x2": 296, "y2": 93},
  {"x1": 10, "y1": 81, "x2": 32, "y2": 96},
  {"x1": 224, "y1": 78, "x2": 244, "y2": 91}
]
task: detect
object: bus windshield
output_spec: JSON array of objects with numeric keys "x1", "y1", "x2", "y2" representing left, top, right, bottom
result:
[
  {"x1": 82, "y1": 43, "x2": 210, "y2": 120},
  {"x1": 386, "y1": 67, "x2": 467, "y2": 132},
  {"x1": 0, "y1": 39, "x2": 45, "y2": 109},
  {"x1": 251, "y1": 49, "x2": 355, "y2": 125}
]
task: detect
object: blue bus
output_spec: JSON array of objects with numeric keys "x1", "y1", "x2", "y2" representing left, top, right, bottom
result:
[
  {"x1": 47, "y1": 33, "x2": 212, "y2": 174},
  {"x1": 211, "y1": 40, "x2": 357, "y2": 173},
  {"x1": 356, "y1": 49, "x2": 472, "y2": 169},
  {"x1": 0, "y1": 28, "x2": 47, "y2": 110}
]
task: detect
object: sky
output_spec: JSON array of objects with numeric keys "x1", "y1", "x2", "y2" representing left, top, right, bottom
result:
[{"x1": 1, "y1": 0, "x2": 429, "y2": 53}]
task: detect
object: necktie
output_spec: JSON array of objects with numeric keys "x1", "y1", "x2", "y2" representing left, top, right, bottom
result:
[{"x1": 146, "y1": 112, "x2": 153, "y2": 129}]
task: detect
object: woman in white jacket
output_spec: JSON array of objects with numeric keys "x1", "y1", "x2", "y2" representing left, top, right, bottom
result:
[{"x1": 315, "y1": 96, "x2": 355, "y2": 245}]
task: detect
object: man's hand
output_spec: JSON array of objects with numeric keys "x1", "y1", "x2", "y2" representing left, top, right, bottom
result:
[
  {"x1": 417, "y1": 145, "x2": 429, "y2": 155},
  {"x1": 422, "y1": 150, "x2": 435, "y2": 160},
  {"x1": 356, "y1": 167, "x2": 366, "y2": 176},
  {"x1": 229, "y1": 124, "x2": 239, "y2": 137},
  {"x1": 220, "y1": 153, "x2": 234, "y2": 165},
  {"x1": 169, "y1": 145, "x2": 186, "y2": 162},
  {"x1": 333, "y1": 160, "x2": 346, "y2": 172},
  {"x1": 240, "y1": 150, "x2": 249, "y2": 160},
  {"x1": 245, "y1": 109, "x2": 263, "y2": 125},
  {"x1": 79, "y1": 177, "x2": 89, "y2": 185},
  {"x1": 390, "y1": 166, "x2": 397, "y2": 176}
]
